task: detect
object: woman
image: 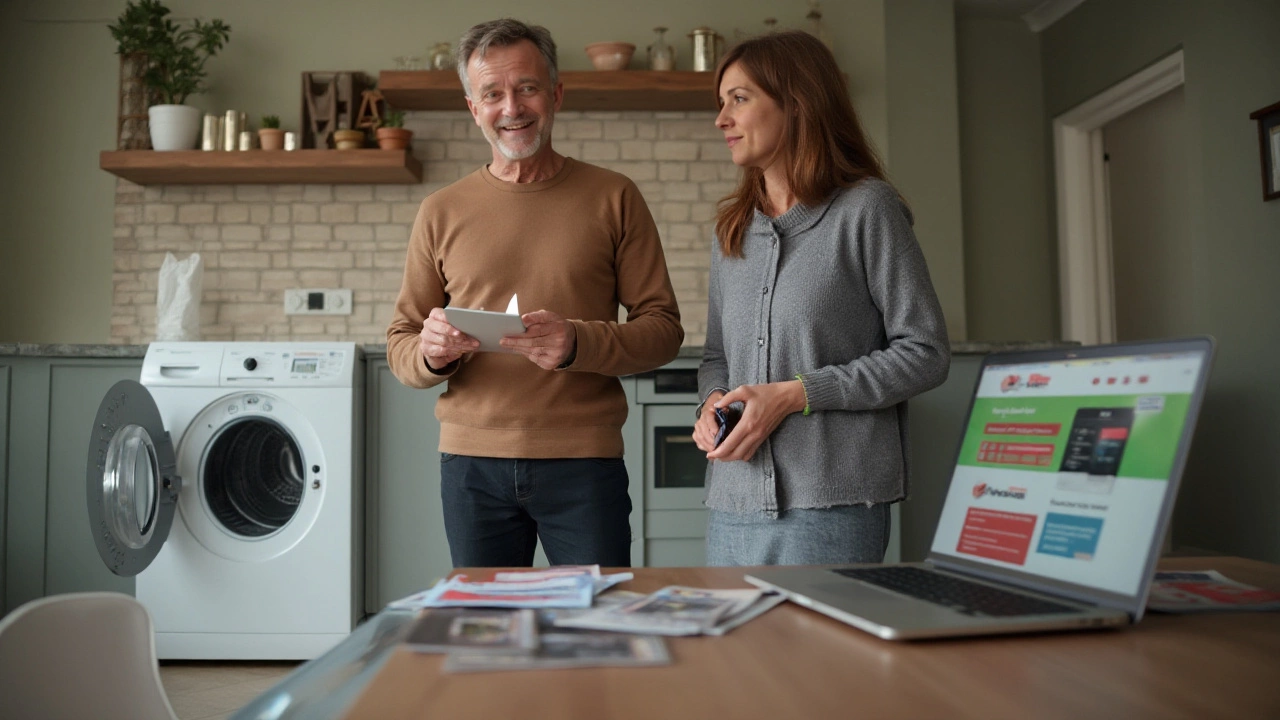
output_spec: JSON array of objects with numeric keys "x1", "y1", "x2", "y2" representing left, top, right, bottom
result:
[{"x1": 694, "y1": 31, "x2": 950, "y2": 566}]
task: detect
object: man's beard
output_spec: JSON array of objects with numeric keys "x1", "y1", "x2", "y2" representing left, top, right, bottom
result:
[{"x1": 484, "y1": 114, "x2": 554, "y2": 161}]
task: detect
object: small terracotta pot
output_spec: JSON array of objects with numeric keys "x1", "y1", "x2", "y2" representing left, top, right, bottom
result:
[
  {"x1": 258, "y1": 128, "x2": 285, "y2": 150},
  {"x1": 376, "y1": 127, "x2": 413, "y2": 150},
  {"x1": 333, "y1": 129, "x2": 365, "y2": 150}
]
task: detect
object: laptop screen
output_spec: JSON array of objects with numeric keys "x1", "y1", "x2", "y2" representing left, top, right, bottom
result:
[{"x1": 929, "y1": 343, "x2": 1210, "y2": 598}]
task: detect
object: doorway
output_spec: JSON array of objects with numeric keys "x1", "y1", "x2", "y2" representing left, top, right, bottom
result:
[
  {"x1": 1052, "y1": 50, "x2": 1185, "y2": 344},
  {"x1": 1102, "y1": 86, "x2": 1193, "y2": 342}
]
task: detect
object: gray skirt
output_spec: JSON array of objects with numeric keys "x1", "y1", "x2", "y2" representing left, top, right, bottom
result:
[{"x1": 706, "y1": 503, "x2": 891, "y2": 566}]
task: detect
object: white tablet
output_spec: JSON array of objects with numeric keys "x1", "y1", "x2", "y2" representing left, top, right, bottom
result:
[{"x1": 443, "y1": 307, "x2": 526, "y2": 353}]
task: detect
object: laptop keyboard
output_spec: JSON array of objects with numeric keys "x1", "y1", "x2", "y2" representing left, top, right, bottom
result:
[{"x1": 833, "y1": 566, "x2": 1082, "y2": 617}]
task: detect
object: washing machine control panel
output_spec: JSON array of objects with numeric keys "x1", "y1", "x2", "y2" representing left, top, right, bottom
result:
[{"x1": 221, "y1": 345, "x2": 357, "y2": 387}]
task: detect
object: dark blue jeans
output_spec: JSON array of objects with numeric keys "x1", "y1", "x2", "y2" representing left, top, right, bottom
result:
[{"x1": 439, "y1": 454, "x2": 633, "y2": 568}]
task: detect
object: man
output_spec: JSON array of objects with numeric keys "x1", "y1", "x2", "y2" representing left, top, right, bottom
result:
[{"x1": 386, "y1": 18, "x2": 684, "y2": 569}]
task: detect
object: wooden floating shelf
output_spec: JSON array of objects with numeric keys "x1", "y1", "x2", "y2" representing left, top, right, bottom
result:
[
  {"x1": 379, "y1": 70, "x2": 718, "y2": 112},
  {"x1": 99, "y1": 149, "x2": 423, "y2": 185}
]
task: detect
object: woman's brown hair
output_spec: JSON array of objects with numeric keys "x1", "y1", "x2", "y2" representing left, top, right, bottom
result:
[{"x1": 713, "y1": 31, "x2": 889, "y2": 257}]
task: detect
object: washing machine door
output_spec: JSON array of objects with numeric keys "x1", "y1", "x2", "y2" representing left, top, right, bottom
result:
[{"x1": 86, "y1": 379, "x2": 183, "y2": 577}]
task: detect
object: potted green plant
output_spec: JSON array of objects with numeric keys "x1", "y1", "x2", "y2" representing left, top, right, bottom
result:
[
  {"x1": 258, "y1": 115, "x2": 285, "y2": 150},
  {"x1": 376, "y1": 110, "x2": 414, "y2": 150},
  {"x1": 110, "y1": 0, "x2": 230, "y2": 151}
]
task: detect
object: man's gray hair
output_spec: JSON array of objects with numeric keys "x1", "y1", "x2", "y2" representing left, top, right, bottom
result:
[{"x1": 455, "y1": 19, "x2": 558, "y2": 98}]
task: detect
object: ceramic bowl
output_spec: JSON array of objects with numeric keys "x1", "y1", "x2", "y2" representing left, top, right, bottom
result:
[{"x1": 585, "y1": 42, "x2": 636, "y2": 71}]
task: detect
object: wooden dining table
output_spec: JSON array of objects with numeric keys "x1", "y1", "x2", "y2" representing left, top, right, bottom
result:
[{"x1": 232, "y1": 556, "x2": 1280, "y2": 719}]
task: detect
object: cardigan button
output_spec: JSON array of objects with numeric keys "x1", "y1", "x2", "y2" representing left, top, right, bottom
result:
[{"x1": 757, "y1": 338, "x2": 764, "y2": 346}]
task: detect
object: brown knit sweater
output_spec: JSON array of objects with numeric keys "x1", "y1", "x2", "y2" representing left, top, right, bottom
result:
[{"x1": 386, "y1": 158, "x2": 684, "y2": 458}]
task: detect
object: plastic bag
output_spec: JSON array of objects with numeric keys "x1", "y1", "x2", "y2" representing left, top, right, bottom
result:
[{"x1": 155, "y1": 252, "x2": 204, "y2": 341}]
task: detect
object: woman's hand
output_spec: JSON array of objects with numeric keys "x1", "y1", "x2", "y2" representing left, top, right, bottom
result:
[
  {"x1": 692, "y1": 390, "x2": 726, "y2": 453},
  {"x1": 705, "y1": 381, "x2": 807, "y2": 462}
]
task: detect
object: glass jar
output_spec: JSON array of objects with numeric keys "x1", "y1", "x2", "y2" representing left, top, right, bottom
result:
[
  {"x1": 688, "y1": 26, "x2": 724, "y2": 72},
  {"x1": 430, "y1": 43, "x2": 454, "y2": 71},
  {"x1": 647, "y1": 27, "x2": 676, "y2": 71}
]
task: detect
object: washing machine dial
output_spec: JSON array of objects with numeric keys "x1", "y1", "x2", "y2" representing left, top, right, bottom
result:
[{"x1": 243, "y1": 358, "x2": 257, "y2": 371}]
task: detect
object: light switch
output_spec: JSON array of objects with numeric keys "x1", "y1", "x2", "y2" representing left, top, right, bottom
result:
[{"x1": 284, "y1": 288, "x2": 353, "y2": 315}]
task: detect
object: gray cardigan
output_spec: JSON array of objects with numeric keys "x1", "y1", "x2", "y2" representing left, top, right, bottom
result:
[{"x1": 697, "y1": 178, "x2": 950, "y2": 516}]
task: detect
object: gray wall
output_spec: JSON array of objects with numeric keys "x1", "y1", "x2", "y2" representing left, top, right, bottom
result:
[
  {"x1": 885, "y1": 0, "x2": 968, "y2": 341},
  {"x1": 955, "y1": 15, "x2": 1055, "y2": 341},
  {"x1": 1041, "y1": 0, "x2": 1280, "y2": 562}
]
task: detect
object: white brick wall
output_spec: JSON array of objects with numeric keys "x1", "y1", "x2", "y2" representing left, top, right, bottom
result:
[{"x1": 111, "y1": 110, "x2": 729, "y2": 346}]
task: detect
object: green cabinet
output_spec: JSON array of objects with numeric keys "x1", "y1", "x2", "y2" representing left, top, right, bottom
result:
[
  {"x1": 363, "y1": 358, "x2": 451, "y2": 614},
  {"x1": 2, "y1": 356, "x2": 143, "y2": 615}
]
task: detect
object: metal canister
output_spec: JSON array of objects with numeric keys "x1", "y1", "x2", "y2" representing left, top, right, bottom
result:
[
  {"x1": 223, "y1": 110, "x2": 240, "y2": 151},
  {"x1": 238, "y1": 130, "x2": 254, "y2": 151},
  {"x1": 688, "y1": 27, "x2": 724, "y2": 72},
  {"x1": 201, "y1": 114, "x2": 220, "y2": 151}
]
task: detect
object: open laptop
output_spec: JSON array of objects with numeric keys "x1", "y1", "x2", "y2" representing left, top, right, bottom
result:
[{"x1": 745, "y1": 336, "x2": 1215, "y2": 640}]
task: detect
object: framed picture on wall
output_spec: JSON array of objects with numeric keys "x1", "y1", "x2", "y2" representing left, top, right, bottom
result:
[{"x1": 1248, "y1": 101, "x2": 1280, "y2": 201}]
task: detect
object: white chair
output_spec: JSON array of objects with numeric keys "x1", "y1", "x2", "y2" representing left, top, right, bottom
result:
[{"x1": 0, "y1": 591, "x2": 178, "y2": 720}]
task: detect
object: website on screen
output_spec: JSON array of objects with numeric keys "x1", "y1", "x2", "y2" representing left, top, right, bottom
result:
[{"x1": 930, "y1": 352, "x2": 1204, "y2": 596}]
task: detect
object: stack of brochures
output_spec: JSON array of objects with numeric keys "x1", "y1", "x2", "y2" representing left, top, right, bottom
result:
[
  {"x1": 387, "y1": 565, "x2": 633, "y2": 611},
  {"x1": 552, "y1": 586, "x2": 786, "y2": 637},
  {"x1": 389, "y1": 568, "x2": 785, "y2": 673}
]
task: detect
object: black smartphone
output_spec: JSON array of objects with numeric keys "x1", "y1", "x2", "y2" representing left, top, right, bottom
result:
[{"x1": 713, "y1": 405, "x2": 741, "y2": 449}]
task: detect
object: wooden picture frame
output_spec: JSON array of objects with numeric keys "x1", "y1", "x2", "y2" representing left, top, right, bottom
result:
[{"x1": 1248, "y1": 101, "x2": 1280, "y2": 201}]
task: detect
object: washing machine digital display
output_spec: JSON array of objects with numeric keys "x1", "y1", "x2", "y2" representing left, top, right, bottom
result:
[{"x1": 291, "y1": 357, "x2": 319, "y2": 374}]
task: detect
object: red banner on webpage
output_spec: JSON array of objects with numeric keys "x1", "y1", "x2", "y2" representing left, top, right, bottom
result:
[
  {"x1": 983, "y1": 422, "x2": 1062, "y2": 436},
  {"x1": 977, "y1": 441, "x2": 1055, "y2": 467},
  {"x1": 957, "y1": 507, "x2": 1038, "y2": 565}
]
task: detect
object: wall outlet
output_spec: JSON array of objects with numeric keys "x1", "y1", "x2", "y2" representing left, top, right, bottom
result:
[{"x1": 284, "y1": 288, "x2": 353, "y2": 315}]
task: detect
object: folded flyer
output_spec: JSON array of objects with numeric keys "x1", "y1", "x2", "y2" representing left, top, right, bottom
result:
[
  {"x1": 1147, "y1": 570, "x2": 1280, "y2": 613},
  {"x1": 704, "y1": 591, "x2": 786, "y2": 636},
  {"x1": 553, "y1": 586, "x2": 755, "y2": 636},
  {"x1": 403, "y1": 608, "x2": 537, "y2": 654},
  {"x1": 442, "y1": 630, "x2": 669, "y2": 673}
]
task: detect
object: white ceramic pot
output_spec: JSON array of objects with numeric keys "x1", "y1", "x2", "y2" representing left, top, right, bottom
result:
[{"x1": 148, "y1": 104, "x2": 203, "y2": 151}]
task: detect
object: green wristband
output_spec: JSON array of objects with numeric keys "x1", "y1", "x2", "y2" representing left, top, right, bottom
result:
[{"x1": 795, "y1": 374, "x2": 811, "y2": 416}]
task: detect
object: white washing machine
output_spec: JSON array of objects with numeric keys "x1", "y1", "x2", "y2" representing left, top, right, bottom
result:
[{"x1": 86, "y1": 342, "x2": 363, "y2": 659}]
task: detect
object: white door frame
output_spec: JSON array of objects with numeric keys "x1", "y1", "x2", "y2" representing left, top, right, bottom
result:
[{"x1": 1053, "y1": 50, "x2": 1185, "y2": 344}]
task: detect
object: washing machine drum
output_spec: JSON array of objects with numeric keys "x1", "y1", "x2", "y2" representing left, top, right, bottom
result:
[{"x1": 203, "y1": 417, "x2": 304, "y2": 537}]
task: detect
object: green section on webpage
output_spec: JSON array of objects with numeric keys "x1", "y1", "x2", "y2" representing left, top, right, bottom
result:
[{"x1": 957, "y1": 394, "x2": 1191, "y2": 480}]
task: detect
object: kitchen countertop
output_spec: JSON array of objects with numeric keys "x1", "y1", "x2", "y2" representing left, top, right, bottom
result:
[
  {"x1": 362, "y1": 341, "x2": 1072, "y2": 359},
  {"x1": 1, "y1": 341, "x2": 1075, "y2": 360},
  {"x1": 0, "y1": 343, "x2": 150, "y2": 358}
]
